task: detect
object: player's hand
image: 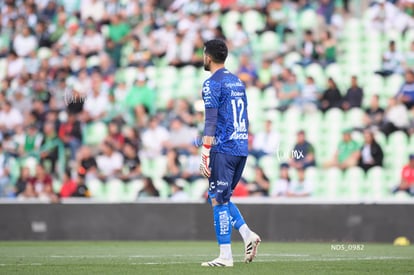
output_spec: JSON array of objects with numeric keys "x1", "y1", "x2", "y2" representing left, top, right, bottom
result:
[{"x1": 199, "y1": 144, "x2": 211, "y2": 178}]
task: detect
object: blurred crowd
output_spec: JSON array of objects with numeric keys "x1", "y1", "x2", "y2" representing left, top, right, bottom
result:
[{"x1": 0, "y1": 0, "x2": 414, "y2": 201}]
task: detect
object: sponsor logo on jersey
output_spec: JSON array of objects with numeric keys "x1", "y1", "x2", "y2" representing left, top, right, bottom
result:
[
  {"x1": 209, "y1": 182, "x2": 215, "y2": 191},
  {"x1": 216, "y1": 180, "x2": 229, "y2": 187},
  {"x1": 202, "y1": 80, "x2": 211, "y2": 95},
  {"x1": 225, "y1": 82, "x2": 244, "y2": 88},
  {"x1": 229, "y1": 132, "x2": 248, "y2": 140},
  {"x1": 231, "y1": 91, "x2": 244, "y2": 97}
]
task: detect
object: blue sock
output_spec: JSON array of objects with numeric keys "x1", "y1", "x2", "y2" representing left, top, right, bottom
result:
[
  {"x1": 228, "y1": 202, "x2": 246, "y2": 230},
  {"x1": 213, "y1": 204, "x2": 232, "y2": 245}
]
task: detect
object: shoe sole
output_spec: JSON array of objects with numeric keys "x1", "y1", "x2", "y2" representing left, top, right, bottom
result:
[
  {"x1": 201, "y1": 263, "x2": 233, "y2": 267},
  {"x1": 245, "y1": 237, "x2": 261, "y2": 263},
  {"x1": 201, "y1": 262, "x2": 233, "y2": 267}
]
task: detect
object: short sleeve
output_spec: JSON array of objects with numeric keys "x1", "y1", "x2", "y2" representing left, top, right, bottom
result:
[{"x1": 202, "y1": 79, "x2": 221, "y2": 109}]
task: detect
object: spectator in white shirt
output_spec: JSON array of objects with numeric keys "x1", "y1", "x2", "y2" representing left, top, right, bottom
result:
[
  {"x1": 25, "y1": 3, "x2": 38, "y2": 29},
  {"x1": 113, "y1": 82, "x2": 128, "y2": 104},
  {"x1": 149, "y1": 22, "x2": 176, "y2": 59},
  {"x1": 366, "y1": 0, "x2": 414, "y2": 33},
  {"x1": 286, "y1": 167, "x2": 312, "y2": 197},
  {"x1": 79, "y1": 26, "x2": 104, "y2": 57},
  {"x1": 0, "y1": 101, "x2": 23, "y2": 133},
  {"x1": 375, "y1": 40, "x2": 404, "y2": 77},
  {"x1": 250, "y1": 120, "x2": 279, "y2": 163},
  {"x1": 169, "y1": 180, "x2": 190, "y2": 201},
  {"x1": 7, "y1": 51, "x2": 25, "y2": 79},
  {"x1": 164, "y1": 117, "x2": 197, "y2": 155},
  {"x1": 81, "y1": 0, "x2": 105, "y2": 22},
  {"x1": 96, "y1": 141, "x2": 124, "y2": 181},
  {"x1": 181, "y1": 145, "x2": 203, "y2": 183},
  {"x1": 228, "y1": 21, "x2": 250, "y2": 56},
  {"x1": 295, "y1": 76, "x2": 320, "y2": 113},
  {"x1": 104, "y1": 0, "x2": 123, "y2": 18},
  {"x1": 1, "y1": 3, "x2": 18, "y2": 28},
  {"x1": 365, "y1": 0, "x2": 399, "y2": 32},
  {"x1": 271, "y1": 164, "x2": 312, "y2": 197},
  {"x1": 381, "y1": 97, "x2": 409, "y2": 136},
  {"x1": 56, "y1": 22, "x2": 81, "y2": 56},
  {"x1": 83, "y1": 85, "x2": 109, "y2": 122},
  {"x1": 271, "y1": 163, "x2": 292, "y2": 197},
  {"x1": 140, "y1": 116, "x2": 169, "y2": 159},
  {"x1": 13, "y1": 26, "x2": 37, "y2": 57},
  {"x1": 165, "y1": 33, "x2": 194, "y2": 67},
  {"x1": 178, "y1": 13, "x2": 200, "y2": 35}
]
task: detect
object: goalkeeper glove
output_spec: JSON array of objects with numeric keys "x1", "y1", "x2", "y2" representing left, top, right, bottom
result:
[{"x1": 199, "y1": 144, "x2": 211, "y2": 178}]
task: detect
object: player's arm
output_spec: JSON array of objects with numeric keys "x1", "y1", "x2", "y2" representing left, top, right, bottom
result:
[
  {"x1": 199, "y1": 79, "x2": 220, "y2": 178},
  {"x1": 203, "y1": 108, "x2": 218, "y2": 144},
  {"x1": 200, "y1": 108, "x2": 218, "y2": 178}
]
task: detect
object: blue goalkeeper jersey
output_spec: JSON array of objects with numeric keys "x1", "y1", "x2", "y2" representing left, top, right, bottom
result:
[{"x1": 202, "y1": 68, "x2": 249, "y2": 157}]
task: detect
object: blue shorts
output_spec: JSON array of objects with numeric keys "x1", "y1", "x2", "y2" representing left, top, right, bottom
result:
[{"x1": 208, "y1": 152, "x2": 247, "y2": 204}]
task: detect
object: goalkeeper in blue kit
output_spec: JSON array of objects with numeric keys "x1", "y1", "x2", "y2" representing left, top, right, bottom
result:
[{"x1": 199, "y1": 39, "x2": 261, "y2": 267}]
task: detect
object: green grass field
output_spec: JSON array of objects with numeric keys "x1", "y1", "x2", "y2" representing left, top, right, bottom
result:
[{"x1": 0, "y1": 241, "x2": 413, "y2": 274}]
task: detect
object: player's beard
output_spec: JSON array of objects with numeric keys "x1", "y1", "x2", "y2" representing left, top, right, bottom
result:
[{"x1": 204, "y1": 60, "x2": 211, "y2": 71}]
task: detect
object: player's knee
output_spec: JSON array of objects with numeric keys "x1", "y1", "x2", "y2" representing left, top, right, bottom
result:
[
  {"x1": 210, "y1": 197, "x2": 228, "y2": 207},
  {"x1": 210, "y1": 198, "x2": 219, "y2": 207}
]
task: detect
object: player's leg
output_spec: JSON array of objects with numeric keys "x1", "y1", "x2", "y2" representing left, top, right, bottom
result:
[
  {"x1": 201, "y1": 152, "x2": 235, "y2": 267},
  {"x1": 228, "y1": 202, "x2": 250, "y2": 239},
  {"x1": 229, "y1": 156, "x2": 261, "y2": 263},
  {"x1": 207, "y1": 196, "x2": 251, "y2": 241},
  {"x1": 228, "y1": 156, "x2": 250, "y2": 235}
]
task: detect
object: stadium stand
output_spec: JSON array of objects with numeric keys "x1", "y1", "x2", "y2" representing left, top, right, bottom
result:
[{"x1": 0, "y1": 0, "x2": 413, "y2": 202}]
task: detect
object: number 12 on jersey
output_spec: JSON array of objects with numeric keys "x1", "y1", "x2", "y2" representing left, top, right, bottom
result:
[{"x1": 231, "y1": 98, "x2": 247, "y2": 133}]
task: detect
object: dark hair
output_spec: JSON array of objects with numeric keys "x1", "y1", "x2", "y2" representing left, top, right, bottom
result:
[
  {"x1": 280, "y1": 162, "x2": 289, "y2": 169},
  {"x1": 255, "y1": 167, "x2": 269, "y2": 182},
  {"x1": 204, "y1": 39, "x2": 228, "y2": 63},
  {"x1": 305, "y1": 29, "x2": 313, "y2": 36},
  {"x1": 328, "y1": 77, "x2": 337, "y2": 88},
  {"x1": 103, "y1": 140, "x2": 115, "y2": 150},
  {"x1": 124, "y1": 140, "x2": 137, "y2": 151},
  {"x1": 142, "y1": 177, "x2": 159, "y2": 197}
]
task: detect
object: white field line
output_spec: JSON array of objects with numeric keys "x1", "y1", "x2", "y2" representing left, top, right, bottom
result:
[
  {"x1": 130, "y1": 256, "x2": 413, "y2": 265},
  {"x1": 7, "y1": 253, "x2": 309, "y2": 259},
  {"x1": 1, "y1": 255, "x2": 412, "y2": 267}
]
